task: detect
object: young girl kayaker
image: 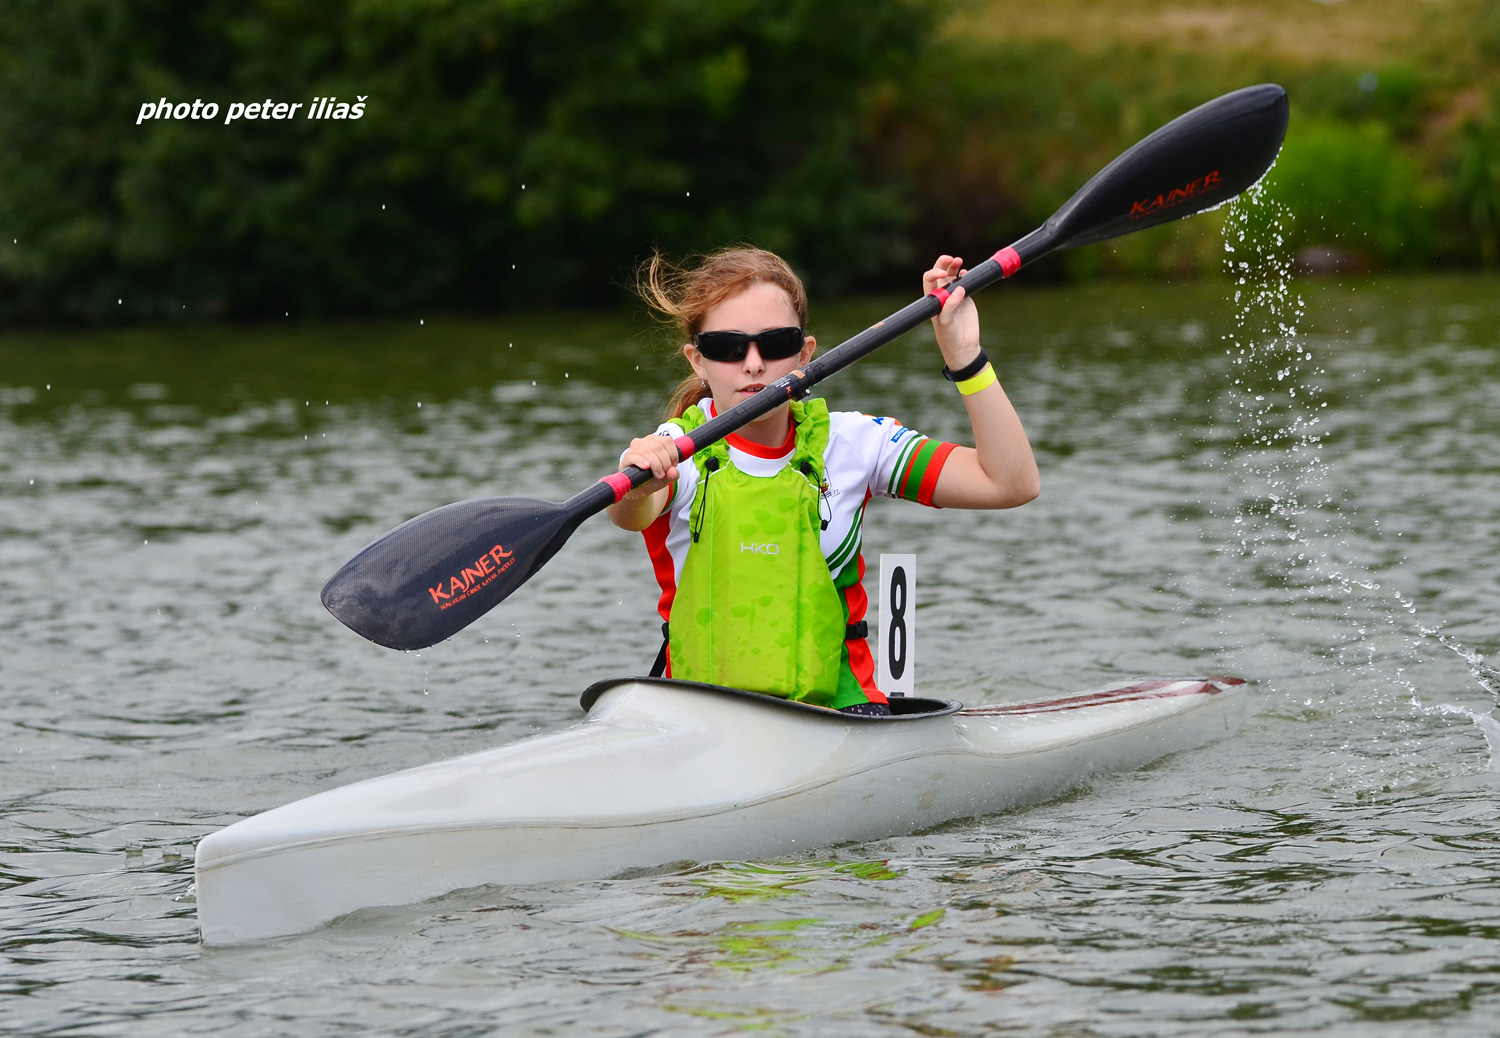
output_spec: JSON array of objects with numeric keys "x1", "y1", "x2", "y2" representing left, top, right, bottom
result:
[{"x1": 607, "y1": 248, "x2": 1039, "y2": 715}]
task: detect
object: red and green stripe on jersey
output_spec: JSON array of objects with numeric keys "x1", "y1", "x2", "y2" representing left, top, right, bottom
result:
[{"x1": 889, "y1": 432, "x2": 957, "y2": 506}]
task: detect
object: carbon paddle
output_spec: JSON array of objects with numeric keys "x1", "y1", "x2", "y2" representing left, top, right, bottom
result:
[{"x1": 323, "y1": 83, "x2": 1289, "y2": 650}]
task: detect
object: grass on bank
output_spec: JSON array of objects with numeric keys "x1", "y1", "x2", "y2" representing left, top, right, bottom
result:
[
  {"x1": 955, "y1": 0, "x2": 1492, "y2": 69},
  {"x1": 886, "y1": 0, "x2": 1500, "y2": 278}
]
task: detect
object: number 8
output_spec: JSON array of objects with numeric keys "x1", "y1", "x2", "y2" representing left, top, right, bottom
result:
[{"x1": 887, "y1": 567, "x2": 907, "y2": 681}]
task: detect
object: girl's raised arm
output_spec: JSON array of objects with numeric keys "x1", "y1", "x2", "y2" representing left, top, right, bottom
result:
[{"x1": 922, "y1": 256, "x2": 1041, "y2": 510}]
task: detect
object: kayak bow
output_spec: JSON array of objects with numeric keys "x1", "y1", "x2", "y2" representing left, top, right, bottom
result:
[{"x1": 196, "y1": 675, "x2": 1246, "y2": 944}]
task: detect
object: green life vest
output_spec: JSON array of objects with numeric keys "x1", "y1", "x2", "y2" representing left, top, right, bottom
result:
[{"x1": 669, "y1": 399, "x2": 848, "y2": 705}]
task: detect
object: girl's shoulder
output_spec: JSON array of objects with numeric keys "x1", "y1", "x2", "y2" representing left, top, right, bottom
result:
[
  {"x1": 653, "y1": 418, "x2": 686, "y2": 436},
  {"x1": 827, "y1": 409, "x2": 922, "y2": 449}
]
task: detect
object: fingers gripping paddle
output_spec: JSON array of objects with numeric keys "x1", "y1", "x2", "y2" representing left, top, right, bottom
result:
[{"x1": 323, "y1": 83, "x2": 1289, "y2": 650}]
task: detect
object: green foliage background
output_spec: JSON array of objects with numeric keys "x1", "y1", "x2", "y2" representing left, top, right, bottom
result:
[
  {"x1": 0, "y1": 0, "x2": 928, "y2": 322},
  {"x1": 1, "y1": 0, "x2": 1497, "y2": 324}
]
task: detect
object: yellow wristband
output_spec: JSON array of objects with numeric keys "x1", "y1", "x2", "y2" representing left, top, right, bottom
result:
[{"x1": 955, "y1": 362, "x2": 997, "y2": 396}]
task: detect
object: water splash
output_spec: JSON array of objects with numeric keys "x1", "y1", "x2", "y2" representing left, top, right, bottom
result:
[
  {"x1": 1220, "y1": 184, "x2": 1365, "y2": 678},
  {"x1": 1424, "y1": 616, "x2": 1500, "y2": 703},
  {"x1": 1431, "y1": 704, "x2": 1500, "y2": 771},
  {"x1": 1218, "y1": 183, "x2": 1496, "y2": 764}
]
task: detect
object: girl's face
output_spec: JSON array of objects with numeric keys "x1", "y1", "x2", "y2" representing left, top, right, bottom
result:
[{"x1": 684, "y1": 282, "x2": 816, "y2": 413}]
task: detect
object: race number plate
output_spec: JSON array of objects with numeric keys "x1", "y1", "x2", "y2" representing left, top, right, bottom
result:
[{"x1": 878, "y1": 554, "x2": 915, "y2": 697}]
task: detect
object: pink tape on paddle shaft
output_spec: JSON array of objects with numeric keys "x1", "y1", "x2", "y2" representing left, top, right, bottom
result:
[
  {"x1": 930, "y1": 247, "x2": 1019, "y2": 306},
  {"x1": 674, "y1": 435, "x2": 695, "y2": 461},
  {"x1": 598, "y1": 472, "x2": 632, "y2": 503},
  {"x1": 993, "y1": 246, "x2": 1022, "y2": 277}
]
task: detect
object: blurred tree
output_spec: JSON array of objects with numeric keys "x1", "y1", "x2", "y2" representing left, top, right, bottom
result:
[
  {"x1": 1454, "y1": 90, "x2": 1500, "y2": 267},
  {"x1": 0, "y1": 0, "x2": 930, "y2": 322},
  {"x1": 1261, "y1": 118, "x2": 1438, "y2": 266}
]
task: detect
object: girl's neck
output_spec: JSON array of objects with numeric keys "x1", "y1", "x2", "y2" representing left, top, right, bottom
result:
[{"x1": 719, "y1": 401, "x2": 792, "y2": 448}]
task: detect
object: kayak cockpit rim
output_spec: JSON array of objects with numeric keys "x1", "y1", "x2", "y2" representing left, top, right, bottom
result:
[{"x1": 579, "y1": 677, "x2": 962, "y2": 720}]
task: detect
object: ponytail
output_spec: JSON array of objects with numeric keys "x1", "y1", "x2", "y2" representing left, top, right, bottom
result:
[{"x1": 663, "y1": 373, "x2": 706, "y2": 421}]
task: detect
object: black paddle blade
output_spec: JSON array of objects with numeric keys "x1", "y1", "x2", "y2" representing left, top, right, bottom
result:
[
  {"x1": 1025, "y1": 83, "x2": 1289, "y2": 258},
  {"x1": 320, "y1": 497, "x2": 587, "y2": 650}
]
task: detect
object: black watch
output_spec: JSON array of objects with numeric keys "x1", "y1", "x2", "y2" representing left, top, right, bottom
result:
[{"x1": 941, "y1": 347, "x2": 989, "y2": 382}]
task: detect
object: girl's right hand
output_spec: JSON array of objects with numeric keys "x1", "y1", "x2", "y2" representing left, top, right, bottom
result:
[{"x1": 620, "y1": 434, "x2": 681, "y2": 498}]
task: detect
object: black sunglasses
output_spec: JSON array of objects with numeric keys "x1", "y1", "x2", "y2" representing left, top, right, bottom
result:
[{"x1": 692, "y1": 326, "x2": 806, "y2": 363}]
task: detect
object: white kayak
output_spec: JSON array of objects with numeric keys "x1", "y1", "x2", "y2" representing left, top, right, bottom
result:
[{"x1": 195, "y1": 675, "x2": 1246, "y2": 944}]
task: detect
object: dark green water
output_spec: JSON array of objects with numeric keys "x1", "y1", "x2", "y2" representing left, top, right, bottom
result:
[{"x1": 3, "y1": 269, "x2": 1499, "y2": 1036}]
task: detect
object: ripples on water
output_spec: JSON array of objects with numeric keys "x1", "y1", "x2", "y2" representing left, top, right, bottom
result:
[{"x1": 2, "y1": 262, "x2": 1498, "y2": 1034}]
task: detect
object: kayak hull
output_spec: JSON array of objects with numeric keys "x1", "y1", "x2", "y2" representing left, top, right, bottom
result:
[{"x1": 195, "y1": 676, "x2": 1245, "y2": 944}]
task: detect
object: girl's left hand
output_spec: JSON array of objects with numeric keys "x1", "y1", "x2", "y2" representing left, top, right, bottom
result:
[{"x1": 923, "y1": 255, "x2": 982, "y2": 372}]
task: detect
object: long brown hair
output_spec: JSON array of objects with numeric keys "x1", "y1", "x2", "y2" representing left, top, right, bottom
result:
[{"x1": 637, "y1": 247, "x2": 809, "y2": 419}]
